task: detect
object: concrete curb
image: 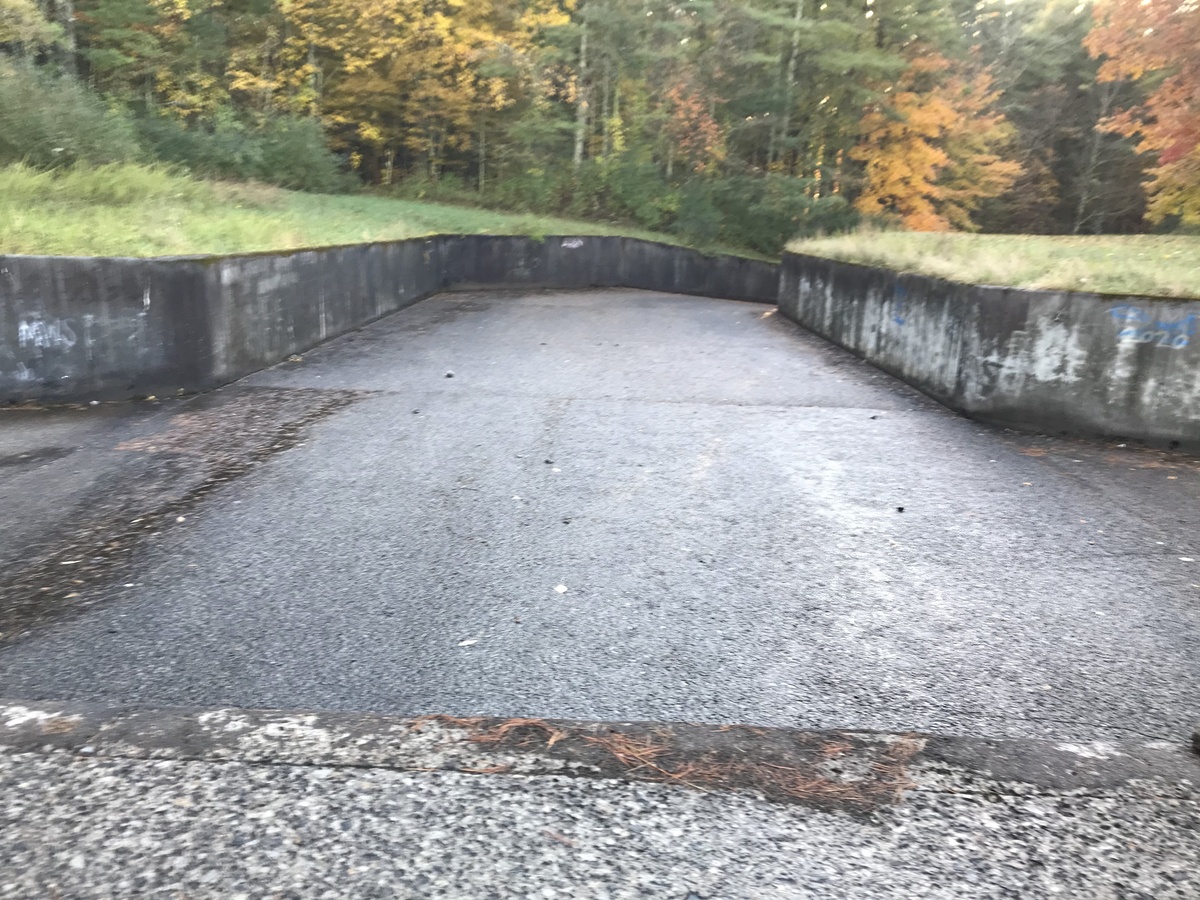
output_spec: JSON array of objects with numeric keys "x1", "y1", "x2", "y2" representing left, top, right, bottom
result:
[{"x1": 2, "y1": 700, "x2": 1195, "y2": 812}]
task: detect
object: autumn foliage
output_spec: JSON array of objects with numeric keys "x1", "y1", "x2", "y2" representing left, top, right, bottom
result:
[
  {"x1": 1086, "y1": 0, "x2": 1200, "y2": 224},
  {"x1": 852, "y1": 55, "x2": 1020, "y2": 231},
  {"x1": 3, "y1": 0, "x2": 1199, "y2": 240},
  {"x1": 664, "y1": 80, "x2": 725, "y2": 174}
]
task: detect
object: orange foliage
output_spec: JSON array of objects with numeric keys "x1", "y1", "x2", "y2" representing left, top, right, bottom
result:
[
  {"x1": 852, "y1": 54, "x2": 1019, "y2": 231},
  {"x1": 664, "y1": 80, "x2": 725, "y2": 174},
  {"x1": 1086, "y1": 0, "x2": 1200, "y2": 224}
]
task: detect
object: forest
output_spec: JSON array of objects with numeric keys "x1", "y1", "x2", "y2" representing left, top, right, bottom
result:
[{"x1": 1, "y1": 0, "x2": 1197, "y2": 255}]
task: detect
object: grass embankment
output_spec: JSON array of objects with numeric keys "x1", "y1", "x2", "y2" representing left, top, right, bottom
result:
[
  {"x1": 790, "y1": 232, "x2": 1200, "y2": 300},
  {"x1": 0, "y1": 163, "x2": 692, "y2": 258}
]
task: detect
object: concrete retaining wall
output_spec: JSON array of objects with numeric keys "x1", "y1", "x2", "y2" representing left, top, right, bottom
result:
[
  {"x1": 0, "y1": 256, "x2": 211, "y2": 402},
  {"x1": 6, "y1": 236, "x2": 1197, "y2": 452},
  {"x1": 0, "y1": 235, "x2": 778, "y2": 402},
  {"x1": 779, "y1": 252, "x2": 1200, "y2": 450}
]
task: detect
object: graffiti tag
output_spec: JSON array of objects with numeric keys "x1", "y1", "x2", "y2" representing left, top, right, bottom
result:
[
  {"x1": 891, "y1": 285, "x2": 907, "y2": 326},
  {"x1": 1110, "y1": 305, "x2": 1195, "y2": 350},
  {"x1": 18, "y1": 317, "x2": 77, "y2": 351}
]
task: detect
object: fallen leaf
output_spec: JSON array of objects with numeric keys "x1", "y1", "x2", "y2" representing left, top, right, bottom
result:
[{"x1": 542, "y1": 830, "x2": 576, "y2": 847}]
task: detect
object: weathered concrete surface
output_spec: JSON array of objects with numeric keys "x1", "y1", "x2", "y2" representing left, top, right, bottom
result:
[
  {"x1": 0, "y1": 700, "x2": 1196, "y2": 899},
  {"x1": 0, "y1": 387, "x2": 361, "y2": 643},
  {"x1": 3, "y1": 699, "x2": 1194, "y2": 808},
  {"x1": 1, "y1": 290, "x2": 1197, "y2": 744},
  {"x1": 780, "y1": 252, "x2": 1200, "y2": 451},
  {"x1": 10, "y1": 240, "x2": 1200, "y2": 453},
  {"x1": 0, "y1": 237, "x2": 777, "y2": 403},
  {"x1": 5, "y1": 750, "x2": 1194, "y2": 899},
  {"x1": 0, "y1": 256, "x2": 209, "y2": 401},
  {"x1": 2, "y1": 288, "x2": 1199, "y2": 896}
]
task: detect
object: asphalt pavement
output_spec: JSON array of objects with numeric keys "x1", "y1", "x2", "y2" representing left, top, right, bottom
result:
[{"x1": 1, "y1": 288, "x2": 1198, "y2": 897}]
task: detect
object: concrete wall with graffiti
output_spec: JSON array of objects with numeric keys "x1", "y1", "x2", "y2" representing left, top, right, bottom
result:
[
  {"x1": 779, "y1": 252, "x2": 1200, "y2": 451},
  {"x1": 5, "y1": 240, "x2": 1195, "y2": 451},
  {"x1": 0, "y1": 257, "x2": 210, "y2": 402},
  {"x1": 0, "y1": 236, "x2": 778, "y2": 403}
]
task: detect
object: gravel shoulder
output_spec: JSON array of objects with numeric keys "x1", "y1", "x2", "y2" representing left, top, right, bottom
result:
[{"x1": 2, "y1": 699, "x2": 1196, "y2": 899}]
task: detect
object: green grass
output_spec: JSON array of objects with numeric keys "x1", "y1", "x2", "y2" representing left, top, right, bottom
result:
[
  {"x1": 0, "y1": 163, "x2": 707, "y2": 258},
  {"x1": 790, "y1": 231, "x2": 1200, "y2": 300}
]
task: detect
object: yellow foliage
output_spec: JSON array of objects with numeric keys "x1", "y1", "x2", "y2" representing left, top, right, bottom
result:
[
  {"x1": 0, "y1": 0, "x2": 63, "y2": 47},
  {"x1": 1087, "y1": 0, "x2": 1200, "y2": 225},
  {"x1": 258, "y1": 0, "x2": 557, "y2": 173},
  {"x1": 852, "y1": 54, "x2": 1021, "y2": 232}
]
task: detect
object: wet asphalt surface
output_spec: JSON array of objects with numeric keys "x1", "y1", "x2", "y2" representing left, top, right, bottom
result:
[{"x1": 2, "y1": 288, "x2": 1198, "y2": 744}]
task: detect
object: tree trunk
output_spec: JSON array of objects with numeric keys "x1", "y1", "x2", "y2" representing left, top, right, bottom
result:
[
  {"x1": 777, "y1": 0, "x2": 806, "y2": 174},
  {"x1": 307, "y1": 43, "x2": 321, "y2": 115},
  {"x1": 1073, "y1": 82, "x2": 1115, "y2": 235},
  {"x1": 601, "y1": 60, "x2": 612, "y2": 157},
  {"x1": 478, "y1": 124, "x2": 487, "y2": 192},
  {"x1": 573, "y1": 17, "x2": 589, "y2": 169},
  {"x1": 1072, "y1": 129, "x2": 1102, "y2": 235},
  {"x1": 612, "y1": 79, "x2": 620, "y2": 153},
  {"x1": 54, "y1": 0, "x2": 77, "y2": 73}
]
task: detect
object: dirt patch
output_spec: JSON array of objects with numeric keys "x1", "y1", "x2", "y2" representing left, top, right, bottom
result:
[
  {"x1": 421, "y1": 715, "x2": 922, "y2": 812},
  {"x1": 0, "y1": 447, "x2": 76, "y2": 468},
  {"x1": 1014, "y1": 434, "x2": 1200, "y2": 470},
  {"x1": 0, "y1": 386, "x2": 364, "y2": 644}
]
